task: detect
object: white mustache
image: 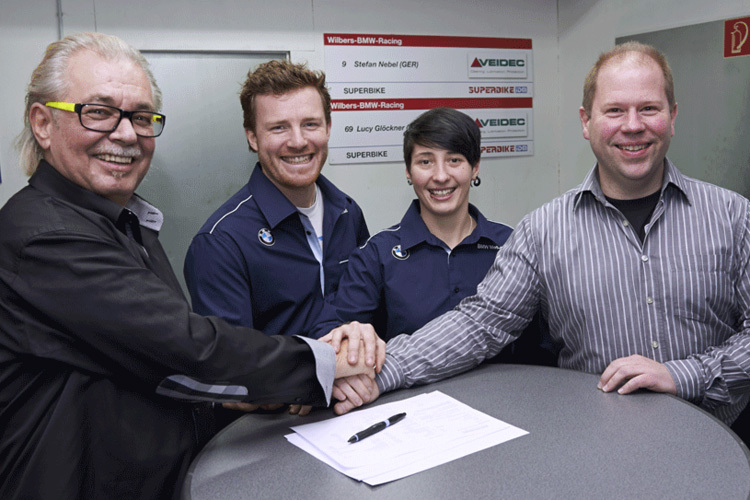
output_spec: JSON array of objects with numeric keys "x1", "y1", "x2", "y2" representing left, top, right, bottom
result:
[{"x1": 91, "y1": 146, "x2": 143, "y2": 158}]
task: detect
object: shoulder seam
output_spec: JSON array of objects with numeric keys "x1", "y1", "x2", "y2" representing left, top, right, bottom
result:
[
  {"x1": 360, "y1": 225, "x2": 401, "y2": 250},
  {"x1": 209, "y1": 195, "x2": 254, "y2": 234}
]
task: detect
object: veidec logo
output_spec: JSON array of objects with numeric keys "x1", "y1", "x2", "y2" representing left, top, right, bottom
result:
[
  {"x1": 470, "y1": 57, "x2": 525, "y2": 67},
  {"x1": 467, "y1": 53, "x2": 528, "y2": 79},
  {"x1": 475, "y1": 118, "x2": 526, "y2": 127}
]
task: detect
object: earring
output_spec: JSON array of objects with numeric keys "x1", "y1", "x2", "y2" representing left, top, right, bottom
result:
[
  {"x1": 471, "y1": 176, "x2": 481, "y2": 187},
  {"x1": 407, "y1": 178, "x2": 412, "y2": 185}
]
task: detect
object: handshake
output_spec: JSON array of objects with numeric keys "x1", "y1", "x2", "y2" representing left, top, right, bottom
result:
[
  {"x1": 224, "y1": 321, "x2": 383, "y2": 416},
  {"x1": 324, "y1": 321, "x2": 384, "y2": 415}
]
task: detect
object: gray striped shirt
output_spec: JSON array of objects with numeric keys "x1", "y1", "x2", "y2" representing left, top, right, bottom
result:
[{"x1": 378, "y1": 159, "x2": 750, "y2": 424}]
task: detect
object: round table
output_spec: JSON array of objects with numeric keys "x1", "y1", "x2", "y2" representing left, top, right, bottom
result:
[{"x1": 182, "y1": 364, "x2": 750, "y2": 499}]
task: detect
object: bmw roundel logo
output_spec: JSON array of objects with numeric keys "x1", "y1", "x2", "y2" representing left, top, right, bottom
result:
[
  {"x1": 391, "y1": 245, "x2": 409, "y2": 260},
  {"x1": 258, "y1": 228, "x2": 274, "y2": 246}
]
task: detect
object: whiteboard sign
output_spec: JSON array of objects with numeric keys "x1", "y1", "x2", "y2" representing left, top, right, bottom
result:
[{"x1": 324, "y1": 33, "x2": 534, "y2": 164}]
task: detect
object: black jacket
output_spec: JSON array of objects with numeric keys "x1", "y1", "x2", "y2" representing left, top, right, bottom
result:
[{"x1": 0, "y1": 162, "x2": 327, "y2": 499}]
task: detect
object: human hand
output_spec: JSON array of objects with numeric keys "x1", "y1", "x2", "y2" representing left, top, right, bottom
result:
[
  {"x1": 598, "y1": 354, "x2": 677, "y2": 395},
  {"x1": 288, "y1": 405, "x2": 313, "y2": 416},
  {"x1": 221, "y1": 402, "x2": 285, "y2": 412},
  {"x1": 224, "y1": 402, "x2": 313, "y2": 416},
  {"x1": 335, "y1": 338, "x2": 376, "y2": 379},
  {"x1": 332, "y1": 374, "x2": 380, "y2": 415},
  {"x1": 320, "y1": 321, "x2": 385, "y2": 372}
]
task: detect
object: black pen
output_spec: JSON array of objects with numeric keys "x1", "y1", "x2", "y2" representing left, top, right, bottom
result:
[{"x1": 347, "y1": 412, "x2": 407, "y2": 443}]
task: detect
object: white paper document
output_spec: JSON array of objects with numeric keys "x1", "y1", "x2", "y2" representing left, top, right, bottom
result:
[{"x1": 286, "y1": 390, "x2": 528, "y2": 485}]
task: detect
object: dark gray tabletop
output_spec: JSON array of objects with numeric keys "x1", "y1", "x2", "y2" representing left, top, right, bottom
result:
[{"x1": 182, "y1": 364, "x2": 750, "y2": 499}]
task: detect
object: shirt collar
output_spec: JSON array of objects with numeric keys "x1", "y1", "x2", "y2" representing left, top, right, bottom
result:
[
  {"x1": 397, "y1": 200, "x2": 435, "y2": 250},
  {"x1": 248, "y1": 164, "x2": 297, "y2": 228},
  {"x1": 470, "y1": 204, "x2": 507, "y2": 245},
  {"x1": 397, "y1": 200, "x2": 500, "y2": 250},
  {"x1": 126, "y1": 195, "x2": 164, "y2": 232},
  {"x1": 248, "y1": 162, "x2": 351, "y2": 228},
  {"x1": 573, "y1": 157, "x2": 691, "y2": 211}
]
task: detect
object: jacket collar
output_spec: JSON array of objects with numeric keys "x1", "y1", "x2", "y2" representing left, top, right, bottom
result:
[
  {"x1": 397, "y1": 199, "x2": 500, "y2": 250},
  {"x1": 29, "y1": 160, "x2": 163, "y2": 232},
  {"x1": 248, "y1": 162, "x2": 351, "y2": 228}
]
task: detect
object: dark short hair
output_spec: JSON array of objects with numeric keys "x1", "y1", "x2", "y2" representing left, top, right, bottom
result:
[
  {"x1": 239, "y1": 59, "x2": 331, "y2": 133},
  {"x1": 403, "y1": 107, "x2": 481, "y2": 170},
  {"x1": 582, "y1": 41, "x2": 675, "y2": 117}
]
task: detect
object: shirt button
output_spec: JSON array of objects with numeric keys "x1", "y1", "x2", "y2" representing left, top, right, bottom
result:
[
  {"x1": 651, "y1": 340, "x2": 659, "y2": 349},
  {"x1": 623, "y1": 220, "x2": 630, "y2": 227},
  {"x1": 646, "y1": 296, "x2": 653, "y2": 304},
  {"x1": 453, "y1": 287, "x2": 460, "y2": 293},
  {"x1": 641, "y1": 255, "x2": 649, "y2": 262}
]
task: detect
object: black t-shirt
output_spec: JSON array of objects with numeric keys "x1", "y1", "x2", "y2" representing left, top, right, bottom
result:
[{"x1": 605, "y1": 190, "x2": 661, "y2": 242}]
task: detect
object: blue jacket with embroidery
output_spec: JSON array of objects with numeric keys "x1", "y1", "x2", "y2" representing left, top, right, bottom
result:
[
  {"x1": 184, "y1": 163, "x2": 369, "y2": 336},
  {"x1": 311, "y1": 200, "x2": 512, "y2": 340}
]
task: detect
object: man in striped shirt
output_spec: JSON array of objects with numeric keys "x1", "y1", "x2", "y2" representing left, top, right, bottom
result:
[{"x1": 331, "y1": 41, "x2": 750, "y2": 439}]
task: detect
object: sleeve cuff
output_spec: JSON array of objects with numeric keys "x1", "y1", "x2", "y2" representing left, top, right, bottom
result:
[
  {"x1": 297, "y1": 336, "x2": 335, "y2": 405},
  {"x1": 664, "y1": 358, "x2": 705, "y2": 404},
  {"x1": 375, "y1": 354, "x2": 405, "y2": 394}
]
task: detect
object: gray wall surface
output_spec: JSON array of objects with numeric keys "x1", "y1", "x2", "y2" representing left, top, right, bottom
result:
[{"x1": 137, "y1": 51, "x2": 282, "y2": 291}]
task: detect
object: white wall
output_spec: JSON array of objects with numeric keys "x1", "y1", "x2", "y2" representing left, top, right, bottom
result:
[
  {"x1": 308, "y1": 0, "x2": 561, "y2": 230},
  {"x1": 0, "y1": 0, "x2": 559, "y2": 232},
  {"x1": 0, "y1": 2, "x2": 58, "y2": 209},
  {"x1": 1, "y1": 0, "x2": 749, "y2": 232}
]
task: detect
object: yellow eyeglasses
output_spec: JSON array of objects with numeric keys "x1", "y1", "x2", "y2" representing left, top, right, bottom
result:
[{"x1": 45, "y1": 102, "x2": 166, "y2": 137}]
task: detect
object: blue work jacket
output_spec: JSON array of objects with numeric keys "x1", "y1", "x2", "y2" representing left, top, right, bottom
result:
[
  {"x1": 184, "y1": 163, "x2": 369, "y2": 336},
  {"x1": 312, "y1": 200, "x2": 512, "y2": 340}
]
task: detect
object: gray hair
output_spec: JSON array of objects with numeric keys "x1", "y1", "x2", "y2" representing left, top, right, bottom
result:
[{"x1": 15, "y1": 32, "x2": 162, "y2": 176}]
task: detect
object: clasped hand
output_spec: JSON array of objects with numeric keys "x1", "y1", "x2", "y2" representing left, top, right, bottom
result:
[
  {"x1": 224, "y1": 321, "x2": 385, "y2": 416},
  {"x1": 325, "y1": 321, "x2": 386, "y2": 377},
  {"x1": 324, "y1": 321, "x2": 385, "y2": 414}
]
